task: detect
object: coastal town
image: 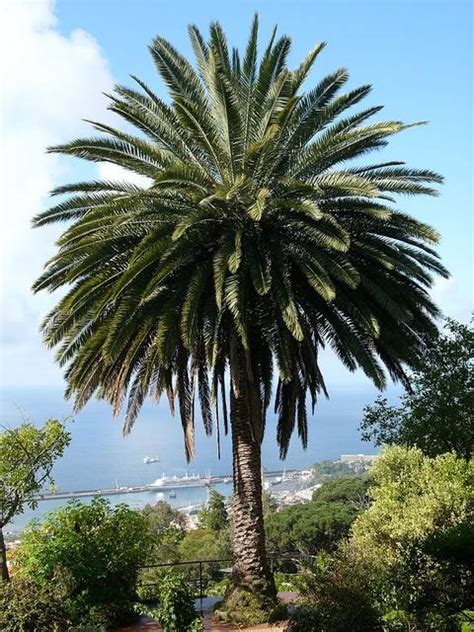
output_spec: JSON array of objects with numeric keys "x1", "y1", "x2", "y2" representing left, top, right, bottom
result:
[{"x1": 4, "y1": 454, "x2": 376, "y2": 551}]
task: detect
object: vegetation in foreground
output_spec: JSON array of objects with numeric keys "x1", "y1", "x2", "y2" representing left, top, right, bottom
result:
[
  {"x1": 1, "y1": 446, "x2": 471, "y2": 631},
  {"x1": 0, "y1": 419, "x2": 70, "y2": 581},
  {"x1": 1, "y1": 318, "x2": 472, "y2": 630},
  {"x1": 33, "y1": 13, "x2": 447, "y2": 619}
]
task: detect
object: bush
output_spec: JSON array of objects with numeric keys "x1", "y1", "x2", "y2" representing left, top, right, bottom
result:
[
  {"x1": 351, "y1": 447, "x2": 473, "y2": 627},
  {"x1": 136, "y1": 571, "x2": 203, "y2": 632},
  {"x1": 0, "y1": 577, "x2": 72, "y2": 632},
  {"x1": 285, "y1": 548, "x2": 383, "y2": 632},
  {"x1": 14, "y1": 497, "x2": 152, "y2": 628}
]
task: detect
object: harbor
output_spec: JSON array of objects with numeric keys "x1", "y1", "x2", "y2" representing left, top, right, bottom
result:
[{"x1": 34, "y1": 469, "x2": 305, "y2": 502}]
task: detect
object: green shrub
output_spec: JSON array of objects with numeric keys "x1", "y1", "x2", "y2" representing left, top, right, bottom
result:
[
  {"x1": 274, "y1": 572, "x2": 298, "y2": 593},
  {"x1": 207, "y1": 576, "x2": 229, "y2": 596},
  {"x1": 0, "y1": 577, "x2": 72, "y2": 632},
  {"x1": 351, "y1": 448, "x2": 474, "y2": 628},
  {"x1": 136, "y1": 571, "x2": 203, "y2": 632},
  {"x1": 15, "y1": 497, "x2": 152, "y2": 628},
  {"x1": 285, "y1": 548, "x2": 383, "y2": 632}
]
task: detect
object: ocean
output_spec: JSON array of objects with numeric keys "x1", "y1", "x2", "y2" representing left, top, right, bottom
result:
[{"x1": 1, "y1": 384, "x2": 384, "y2": 535}]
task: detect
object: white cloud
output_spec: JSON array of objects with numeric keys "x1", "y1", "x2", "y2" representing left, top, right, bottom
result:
[
  {"x1": 97, "y1": 163, "x2": 152, "y2": 188},
  {"x1": 431, "y1": 276, "x2": 472, "y2": 323},
  {"x1": 0, "y1": 0, "x2": 114, "y2": 386}
]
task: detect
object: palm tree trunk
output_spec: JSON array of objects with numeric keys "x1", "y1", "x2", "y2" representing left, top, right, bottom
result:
[
  {"x1": 0, "y1": 527, "x2": 10, "y2": 582},
  {"x1": 230, "y1": 387, "x2": 275, "y2": 597},
  {"x1": 223, "y1": 332, "x2": 276, "y2": 615}
]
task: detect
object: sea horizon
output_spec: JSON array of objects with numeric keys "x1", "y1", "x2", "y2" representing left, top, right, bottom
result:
[{"x1": 1, "y1": 383, "x2": 390, "y2": 534}]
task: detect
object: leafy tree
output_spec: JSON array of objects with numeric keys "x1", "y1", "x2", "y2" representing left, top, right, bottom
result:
[
  {"x1": 0, "y1": 420, "x2": 70, "y2": 581},
  {"x1": 312, "y1": 477, "x2": 369, "y2": 510},
  {"x1": 267, "y1": 478, "x2": 367, "y2": 556},
  {"x1": 142, "y1": 500, "x2": 186, "y2": 569},
  {"x1": 15, "y1": 498, "x2": 152, "y2": 627},
  {"x1": 267, "y1": 500, "x2": 358, "y2": 557},
  {"x1": 178, "y1": 527, "x2": 232, "y2": 562},
  {"x1": 352, "y1": 446, "x2": 472, "y2": 565},
  {"x1": 351, "y1": 446, "x2": 473, "y2": 627},
  {"x1": 143, "y1": 499, "x2": 186, "y2": 536},
  {"x1": 198, "y1": 489, "x2": 229, "y2": 531},
  {"x1": 33, "y1": 15, "x2": 447, "y2": 614},
  {"x1": 360, "y1": 319, "x2": 474, "y2": 459},
  {"x1": 311, "y1": 460, "x2": 366, "y2": 482}
]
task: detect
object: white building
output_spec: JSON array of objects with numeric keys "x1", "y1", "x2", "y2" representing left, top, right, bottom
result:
[{"x1": 340, "y1": 454, "x2": 378, "y2": 464}]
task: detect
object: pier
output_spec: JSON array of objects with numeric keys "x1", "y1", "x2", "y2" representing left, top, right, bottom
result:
[{"x1": 35, "y1": 469, "x2": 302, "y2": 502}]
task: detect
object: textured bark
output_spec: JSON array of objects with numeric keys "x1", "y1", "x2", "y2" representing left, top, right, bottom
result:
[
  {"x1": 0, "y1": 528, "x2": 10, "y2": 582},
  {"x1": 227, "y1": 335, "x2": 276, "y2": 602}
]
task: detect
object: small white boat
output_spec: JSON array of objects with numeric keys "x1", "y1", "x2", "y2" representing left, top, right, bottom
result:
[{"x1": 143, "y1": 456, "x2": 160, "y2": 464}]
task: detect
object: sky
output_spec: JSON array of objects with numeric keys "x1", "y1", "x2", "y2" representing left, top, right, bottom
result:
[{"x1": 0, "y1": 0, "x2": 472, "y2": 394}]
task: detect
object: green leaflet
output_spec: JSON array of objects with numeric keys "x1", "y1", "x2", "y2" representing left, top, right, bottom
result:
[
  {"x1": 228, "y1": 230, "x2": 242, "y2": 273},
  {"x1": 247, "y1": 187, "x2": 270, "y2": 221}
]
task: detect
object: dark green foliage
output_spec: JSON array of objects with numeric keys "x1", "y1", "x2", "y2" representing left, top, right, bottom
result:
[
  {"x1": 143, "y1": 499, "x2": 187, "y2": 535},
  {"x1": 198, "y1": 490, "x2": 229, "y2": 531},
  {"x1": 422, "y1": 522, "x2": 474, "y2": 565},
  {"x1": 16, "y1": 498, "x2": 152, "y2": 628},
  {"x1": 142, "y1": 500, "x2": 186, "y2": 564},
  {"x1": 267, "y1": 478, "x2": 367, "y2": 555},
  {"x1": 312, "y1": 476, "x2": 369, "y2": 508},
  {"x1": 0, "y1": 578, "x2": 72, "y2": 632},
  {"x1": 380, "y1": 543, "x2": 473, "y2": 631},
  {"x1": 311, "y1": 460, "x2": 366, "y2": 482},
  {"x1": 360, "y1": 319, "x2": 474, "y2": 460},
  {"x1": 178, "y1": 527, "x2": 231, "y2": 562},
  {"x1": 285, "y1": 549, "x2": 383, "y2": 632},
  {"x1": 137, "y1": 571, "x2": 203, "y2": 632}
]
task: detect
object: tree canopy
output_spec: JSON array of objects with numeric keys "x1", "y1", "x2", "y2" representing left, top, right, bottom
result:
[
  {"x1": 266, "y1": 477, "x2": 368, "y2": 556},
  {"x1": 0, "y1": 420, "x2": 70, "y2": 529},
  {"x1": 351, "y1": 446, "x2": 473, "y2": 567},
  {"x1": 198, "y1": 489, "x2": 229, "y2": 531},
  {"x1": 0, "y1": 420, "x2": 70, "y2": 581},
  {"x1": 16, "y1": 497, "x2": 152, "y2": 622},
  {"x1": 360, "y1": 318, "x2": 474, "y2": 459},
  {"x1": 33, "y1": 15, "x2": 448, "y2": 461}
]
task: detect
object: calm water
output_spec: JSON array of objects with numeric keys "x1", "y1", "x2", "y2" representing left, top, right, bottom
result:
[{"x1": 1, "y1": 385, "x2": 383, "y2": 534}]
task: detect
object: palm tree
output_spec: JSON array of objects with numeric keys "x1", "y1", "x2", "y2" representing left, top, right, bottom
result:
[{"x1": 33, "y1": 17, "x2": 447, "y2": 614}]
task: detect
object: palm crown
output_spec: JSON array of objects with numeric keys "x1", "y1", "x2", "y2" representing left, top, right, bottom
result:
[{"x1": 33, "y1": 17, "x2": 448, "y2": 460}]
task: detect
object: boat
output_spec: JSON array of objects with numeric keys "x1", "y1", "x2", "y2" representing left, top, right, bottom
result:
[
  {"x1": 151, "y1": 474, "x2": 167, "y2": 487},
  {"x1": 143, "y1": 456, "x2": 160, "y2": 464},
  {"x1": 169, "y1": 492, "x2": 177, "y2": 499}
]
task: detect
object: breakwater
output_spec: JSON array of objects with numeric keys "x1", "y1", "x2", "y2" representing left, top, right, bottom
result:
[{"x1": 35, "y1": 469, "x2": 302, "y2": 501}]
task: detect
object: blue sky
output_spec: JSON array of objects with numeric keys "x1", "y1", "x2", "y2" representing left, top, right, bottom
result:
[{"x1": 1, "y1": 0, "x2": 472, "y2": 392}]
